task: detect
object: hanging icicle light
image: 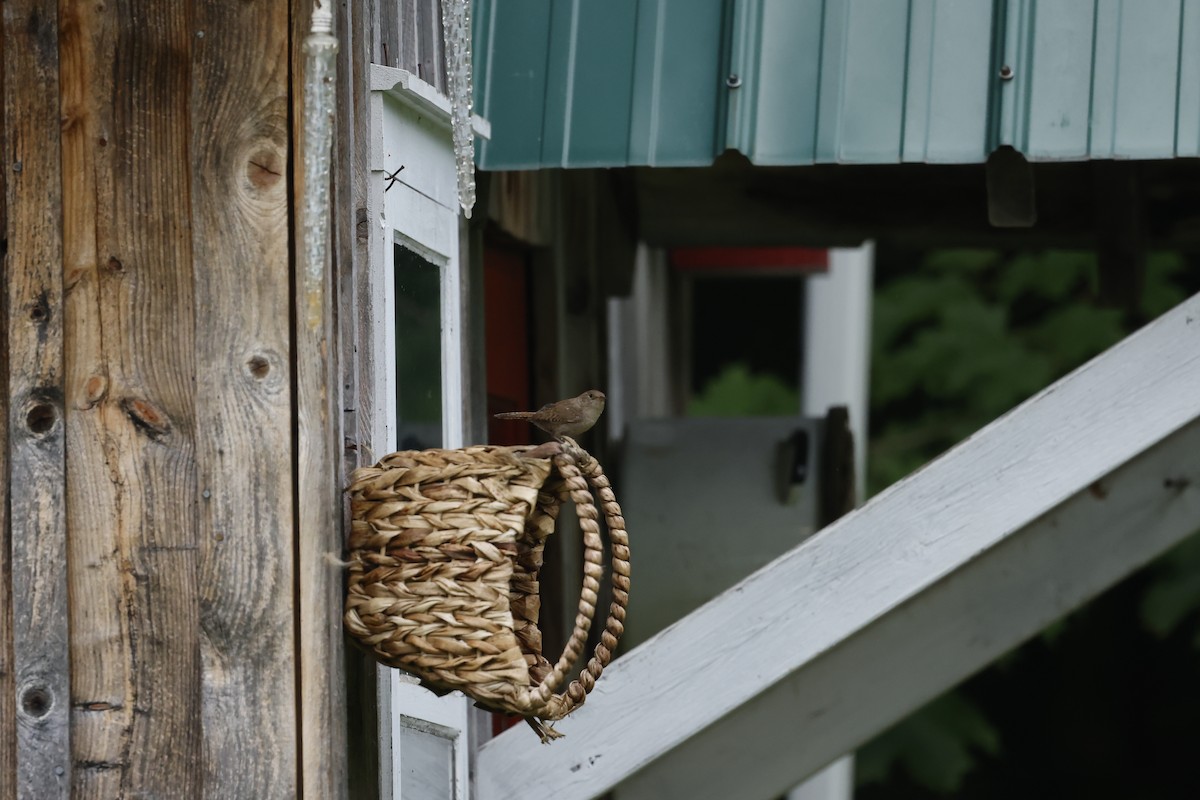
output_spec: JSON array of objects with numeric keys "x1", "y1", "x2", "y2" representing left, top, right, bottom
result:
[
  {"x1": 440, "y1": 0, "x2": 476, "y2": 219},
  {"x1": 302, "y1": 1, "x2": 338, "y2": 326}
]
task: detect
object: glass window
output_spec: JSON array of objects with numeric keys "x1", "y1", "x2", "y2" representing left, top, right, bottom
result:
[{"x1": 395, "y1": 243, "x2": 443, "y2": 450}]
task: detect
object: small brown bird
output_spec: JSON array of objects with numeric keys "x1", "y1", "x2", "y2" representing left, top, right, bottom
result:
[{"x1": 494, "y1": 389, "x2": 606, "y2": 440}]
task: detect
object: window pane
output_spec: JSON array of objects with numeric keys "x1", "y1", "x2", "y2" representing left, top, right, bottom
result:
[
  {"x1": 400, "y1": 723, "x2": 454, "y2": 800},
  {"x1": 395, "y1": 244, "x2": 443, "y2": 450}
]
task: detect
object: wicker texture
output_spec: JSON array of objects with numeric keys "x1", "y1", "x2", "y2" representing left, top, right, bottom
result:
[{"x1": 344, "y1": 439, "x2": 629, "y2": 731}]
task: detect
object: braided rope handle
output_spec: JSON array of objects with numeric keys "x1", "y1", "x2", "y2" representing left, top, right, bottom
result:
[{"x1": 524, "y1": 439, "x2": 631, "y2": 721}]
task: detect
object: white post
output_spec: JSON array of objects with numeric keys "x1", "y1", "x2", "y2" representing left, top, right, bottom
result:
[
  {"x1": 801, "y1": 243, "x2": 874, "y2": 497},
  {"x1": 790, "y1": 242, "x2": 874, "y2": 800}
]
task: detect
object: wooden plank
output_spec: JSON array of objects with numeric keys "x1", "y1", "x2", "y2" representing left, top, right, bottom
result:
[
  {"x1": 0, "y1": 15, "x2": 16, "y2": 797},
  {"x1": 337, "y1": 0, "x2": 386, "y2": 797},
  {"x1": 58, "y1": 3, "x2": 127, "y2": 795},
  {"x1": 476, "y1": 291, "x2": 1200, "y2": 800},
  {"x1": 292, "y1": 1, "x2": 349, "y2": 796},
  {"x1": 60, "y1": 1, "x2": 202, "y2": 794},
  {"x1": 397, "y1": 0, "x2": 418, "y2": 74},
  {"x1": 0, "y1": 10, "x2": 11, "y2": 795},
  {"x1": 370, "y1": 0, "x2": 384, "y2": 67},
  {"x1": 0, "y1": 314, "x2": 13, "y2": 795},
  {"x1": 190, "y1": 0, "x2": 297, "y2": 796},
  {"x1": 417, "y1": 0, "x2": 445, "y2": 92},
  {"x1": 379, "y1": 0, "x2": 400, "y2": 67},
  {"x1": 358, "y1": 13, "x2": 397, "y2": 790},
  {"x1": 4, "y1": 1, "x2": 70, "y2": 797}
]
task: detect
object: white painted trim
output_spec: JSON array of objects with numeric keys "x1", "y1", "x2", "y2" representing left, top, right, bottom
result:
[
  {"x1": 364, "y1": 78, "x2": 395, "y2": 800},
  {"x1": 382, "y1": 223, "x2": 398, "y2": 453},
  {"x1": 372, "y1": 73, "x2": 474, "y2": 800},
  {"x1": 475, "y1": 293, "x2": 1200, "y2": 799},
  {"x1": 366, "y1": 90, "x2": 392, "y2": 463},
  {"x1": 788, "y1": 759, "x2": 855, "y2": 800},
  {"x1": 391, "y1": 677, "x2": 471, "y2": 800},
  {"x1": 370, "y1": 64, "x2": 492, "y2": 139},
  {"x1": 440, "y1": 233, "x2": 464, "y2": 450}
]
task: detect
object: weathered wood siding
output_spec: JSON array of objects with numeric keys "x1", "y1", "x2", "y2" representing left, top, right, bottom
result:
[
  {"x1": 0, "y1": 0, "x2": 452, "y2": 793},
  {"x1": 1, "y1": 11, "x2": 17, "y2": 797},
  {"x1": 193, "y1": 0, "x2": 298, "y2": 795},
  {"x1": 375, "y1": 0, "x2": 447, "y2": 92},
  {"x1": 338, "y1": 0, "x2": 387, "y2": 795},
  {"x1": 61, "y1": 3, "x2": 206, "y2": 795},
  {"x1": 5, "y1": 2, "x2": 71, "y2": 798},
  {"x1": 2, "y1": 0, "x2": 359, "y2": 796}
]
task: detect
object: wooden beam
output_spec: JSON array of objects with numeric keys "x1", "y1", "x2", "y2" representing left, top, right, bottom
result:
[
  {"x1": 619, "y1": 418, "x2": 1200, "y2": 800},
  {"x1": 292, "y1": 1, "x2": 349, "y2": 796},
  {"x1": 190, "y1": 0, "x2": 297, "y2": 795},
  {"x1": 4, "y1": 1, "x2": 70, "y2": 797},
  {"x1": 476, "y1": 291, "x2": 1200, "y2": 800}
]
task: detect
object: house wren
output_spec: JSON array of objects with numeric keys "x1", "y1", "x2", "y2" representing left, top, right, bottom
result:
[{"x1": 494, "y1": 389, "x2": 606, "y2": 440}]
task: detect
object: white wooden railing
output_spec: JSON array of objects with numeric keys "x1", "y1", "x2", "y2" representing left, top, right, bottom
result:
[{"x1": 476, "y1": 291, "x2": 1200, "y2": 800}]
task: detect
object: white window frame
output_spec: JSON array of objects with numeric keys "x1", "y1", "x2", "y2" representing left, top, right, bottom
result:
[{"x1": 368, "y1": 64, "x2": 489, "y2": 800}]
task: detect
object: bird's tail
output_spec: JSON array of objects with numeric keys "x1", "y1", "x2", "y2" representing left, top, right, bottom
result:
[{"x1": 494, "y1": 411, "x2": 534, "y2": 420}]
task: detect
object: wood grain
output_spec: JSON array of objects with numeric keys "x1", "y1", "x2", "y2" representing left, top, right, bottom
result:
[
  {"x1": 60, "y1": 1, "x2": 202, "y2": 794},
  {"x1": 0, "y1": 14, "x2": 15, "y2": 796},
  {"x1": 416, "y1": 0, "x2": 445, "y2": 92},
  {"x1": 58, "y1": 4, "x2": 129, "y2": 796},
  {"x1": 338, "y1": 2, "x2": 386, "y2": 795},
  {"x1": 292, "y1": 1, "x2": 349, "y2": 796},
  {"x1": 190, "y1": 0, "x2": 297, "y2": 797},
  {"x1": 379, "y1": 0, "x2": 400, "y2": 67},
  {"x1": 4, "y1": 1, "x2": 71, "y2": 796}
]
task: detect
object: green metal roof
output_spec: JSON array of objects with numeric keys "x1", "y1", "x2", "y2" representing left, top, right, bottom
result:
[{"x1": 473, "y1": 0, "x2": 1200, "y2": 170}]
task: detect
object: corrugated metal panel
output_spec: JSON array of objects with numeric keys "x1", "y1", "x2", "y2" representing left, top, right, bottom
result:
[
  {"x1": 900, "y1": 1, "x2": 995, "y2": 163},
  {"x1": 1005, "y1": 0, "x2": 1191, "y2": 159},
  {"x1": 627, "y1": 0, "x2": 728, "y2": 166},
  {"x1": 475, "y1": 0, "x2": 1200, "y2": 170}
]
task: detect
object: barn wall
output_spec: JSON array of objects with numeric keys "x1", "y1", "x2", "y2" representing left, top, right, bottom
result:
[{"x1": 1, "y1": 1, "x2": 356, "y2": 796}]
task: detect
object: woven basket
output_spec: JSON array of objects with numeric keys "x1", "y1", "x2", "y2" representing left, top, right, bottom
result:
[{"x1": 344, "y1": 439, "x2": 630, "y2": 737}]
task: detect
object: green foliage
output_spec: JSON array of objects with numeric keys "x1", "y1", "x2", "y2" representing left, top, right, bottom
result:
[
  {"x1": 867, "y1": 249, "x2": 1153, "y2": 496},
  {"x1": 1141, "y1": 533, "x2": 1200, "y2": 642},
  {"x1": 687, "y1": 362, "x2": 798, "y2": 417},
  {"x1": 860, "y1": 248, "x2": 1198, "y2": 794},
  {"x1": 857, "y1": 692, "x2": 1001, "y2": 792}
]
